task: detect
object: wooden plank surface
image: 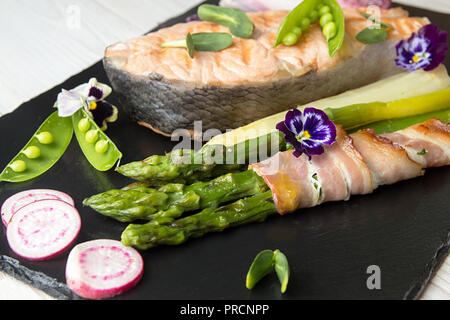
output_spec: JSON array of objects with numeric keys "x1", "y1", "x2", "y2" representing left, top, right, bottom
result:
[{"x1": 0, "y1": 0, "x2": 448, "y2": 300}]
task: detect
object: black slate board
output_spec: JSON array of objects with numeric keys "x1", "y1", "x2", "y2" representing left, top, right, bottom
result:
[{"x1": 0, "y1": 1, "x2": 449, "y2": 300}]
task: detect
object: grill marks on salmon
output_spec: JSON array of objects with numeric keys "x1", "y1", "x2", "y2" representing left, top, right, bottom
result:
[
  {"x1": 250, "y1": 119, "x2": 450, "y2": 215},
  {"x1": 103, "y1": 7, "x2": 430, "y2": 134},
  {"x1": 105, "y1": 7, "x2": 428, "y2": 86}
]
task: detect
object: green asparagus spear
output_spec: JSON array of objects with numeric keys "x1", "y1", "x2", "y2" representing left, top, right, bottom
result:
[
  {"x1": 116, "y1": 132, "x2": 285, "y2": 184},
  {"x1": 121, "y1": 191, "x2": 277, "y2": 250},
  {"x1": 324, "y1": 87, "x2": 450, "y2": 130},
  {"x1": 350, "y1": 108, "x2": 450, "y2": 134},
  {"x1": 115, "y1": 148, "x2": 245, "y2": 184},
  {"x1": 83, "y1": 170, "x2": 268, "y2": 222}
]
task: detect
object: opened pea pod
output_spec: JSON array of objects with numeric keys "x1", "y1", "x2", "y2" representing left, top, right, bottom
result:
[
  {"x1": 274, "y1": 0, "x2": 345, "y2": 57},
  {"x1": 0, "y1": 111, "x2": 73, "y2": 183},
  {"x1": 0, "y1": 78, "x2": 122, "y2": 183},
  {"x1": 72, "y1": 108, "x2": 122, "y2": 171},
  {"x1": 59, "y1": 78, "x2": 122, "y2": 171}
]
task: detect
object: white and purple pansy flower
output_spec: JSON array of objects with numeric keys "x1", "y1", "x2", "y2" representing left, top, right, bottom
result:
[
  {"x1": 56, "y1": 78, "x2": 118, "y2": 131},
  {"x1": 395, "y1": 24, "x2": 448, "y2": 72},
  {"x1": 276, "y1": 107, "x2": 337, "y2": 160}
]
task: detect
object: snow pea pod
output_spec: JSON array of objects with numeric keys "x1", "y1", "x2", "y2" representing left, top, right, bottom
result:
[
  {"x1": 274, "y1": 0, "x2": 345, "y2": 57},
  {"x1": 0, "y1": 111, "x2": 73, "y2": 183},
  {"x1": 72, "y1": 108, "x2": 122, "y2": 171}
]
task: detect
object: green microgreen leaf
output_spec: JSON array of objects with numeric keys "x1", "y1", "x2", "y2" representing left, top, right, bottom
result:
[
  {"x1": 246, "y1": 249, "x2": 274, "y2": 290},
  {"x1": 161, "y1": 32, "x2": 233, "y2": 59},
  {"x1": 359, "y1": 12, "x2": 393, "y2": 29},
  {"x1": 191, "y1": 33, "x2": 233, "y2": 52},
  {"x1": 197, "y1": 4, "x2": 254, "y2": 38},
  {"x1": 356, "y1": 27, "x2": 388, "y2": 44},
  {"x1": 186, "y1": 32, "x2": 195, "y2": 58},
  {"x1": 417, "y1": 149, "x2": 428, "y2": 155},
  {"x1": 273, "y1": 249, "x2": 290, "y2": 294},
  {"x1": 356, "y1": 11, "x2": 394, "y2": 44},
  {"x1": 246, "y1": 249, "x2": 290, "y2": 293}
]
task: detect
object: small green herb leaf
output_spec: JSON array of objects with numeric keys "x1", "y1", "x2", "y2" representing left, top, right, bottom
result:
[
  {"x1": 356, "y1": 27, "x2": 388, "y2": 44},
  {"x1": 186, "y1": 33, "x2": 195, "y2": 58},
  {"x1": 246, "y1": 249, "x2": 274, "y2": 290},
  {"x1": 197, "y1": 4, "x2": 254, "y2": 38},
  {"x1": 356, "y1": 11, "x2": 393, "y2": 44},
  {"x1": 191, "y1": 33, "x2": 233, "y2": 52},
  {"x1": 360, "y1": 12, "x2": 393, "y2": 29},
  {"x1": 417, "y1": 149, "x2": 428, "y2": 155},
  {"x1": 161, "y1": 32, "x2": 233, "y2": 59},
  {"x1": 273, "y1": 249, "x2": 290, "y2": 294}
]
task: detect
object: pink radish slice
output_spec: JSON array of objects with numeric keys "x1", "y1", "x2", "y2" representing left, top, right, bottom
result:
[
  {"x1": 66, "y1": 239, "x2": 144, "y2": 299},
  {"x1": 1, "y1": 189, "x2": 75, "y2": 227},
  {"x1": 6, "y1": 199, "x2": 81, "y2": 261}
]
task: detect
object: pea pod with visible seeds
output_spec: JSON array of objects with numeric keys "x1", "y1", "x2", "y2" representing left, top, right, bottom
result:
[
  {"x1": 274, "y1": 0, "x2": 345, "y2": 57},
  {"x1": 0, "y1": 111, "x2": 73, "y2": 183},
  {"x1": 72, "y1": 108, "x2": 122, "y2": 171}
]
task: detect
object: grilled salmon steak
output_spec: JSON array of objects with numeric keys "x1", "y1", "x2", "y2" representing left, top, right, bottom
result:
[{"x1": 104, "y1": 6, "x2": 429, "y2": 135}]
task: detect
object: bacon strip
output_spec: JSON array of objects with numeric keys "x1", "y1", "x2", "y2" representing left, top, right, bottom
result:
[
  {"x1": 250, "y1": 119, "x2": 449, "y2": 214},
  {"x1": 381, "y1": 119, "x2": 450, "y2": 167},
  {"x1": 349, "y1": 129, "x2": 424, "y2": 187},
  {"x1": 251, "y1": 150, "x2": 320, "y2": 214}
]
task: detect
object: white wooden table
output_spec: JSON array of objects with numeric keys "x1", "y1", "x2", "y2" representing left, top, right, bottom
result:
[{"x1": 0, "y1": 0, "x2": 449, "y2": 300}]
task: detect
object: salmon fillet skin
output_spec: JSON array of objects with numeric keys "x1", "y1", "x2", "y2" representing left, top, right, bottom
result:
[
  {"x1": 104, "y1": 7, "x2": 429, "y2": 135},
  {"x1": 250, "y1": 119, "x2": 450, "y2": 215}
]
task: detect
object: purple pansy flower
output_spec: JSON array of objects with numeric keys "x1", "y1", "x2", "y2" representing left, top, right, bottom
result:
[
  {"x1": 276, "y1": 107, "x2": 337, "y2": 160},
  {"x1": 186, "y1": 14, "x2": 200, "y2": 22},
  {"x1": 56, "y1": 78, "x2": 118, "y2": 130},
  {"x1": 395, "y1": 24, "x2": 448, "y2": 72}
]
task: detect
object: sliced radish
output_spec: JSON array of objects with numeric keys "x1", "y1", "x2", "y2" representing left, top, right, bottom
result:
[
  {"x1": 1, "y1": 189, "x2": 74, "y2": 227},
  {"x1": 6, "y1": 199, "x2": 81, "y2": 261},
  {"x1": 65, "y1": 239, "x2": 144, "y2": 299}
]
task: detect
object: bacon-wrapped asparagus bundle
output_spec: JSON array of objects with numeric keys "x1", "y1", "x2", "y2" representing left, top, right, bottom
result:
[
  {"x1": 250, "y1": 119, "x2": 450, "y2": 214},
  {"x1": 122, "y1": 119, "x2": 449, "y2": 249}
]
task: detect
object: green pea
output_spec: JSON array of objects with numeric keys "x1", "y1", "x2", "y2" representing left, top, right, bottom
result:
[
  {"x1": 95, "y1": 140, "x2": 109, "y2": 154},
  {"x1": 290, "y1": 26, "x2": 302, "y2": 37},
  {"x1": 23, "y1": 146, "x2": 41, "y2": 159},
  {"x1": 0, "y1": 112, "x2": 73, "y2": 183},
  {"x1": 300, "y1": 17, "x2": 311, "y2": 32},
  {"x1": 319, "y1": 5, "x2": 331, "y2": 16},
  {"x1": 320, "y1": 12, "x2": 333, "y2": 28},
  {"x1": 72, "y1": 109, "x2": 122, "y2": 171},
  {"x1": 10, "y1": 160, "x2": 27, "y2": 173},
  {"x1": 85, "y1": 130, "x2": 99, "y2": 144},
  {"x1": 36, "y1": 131, "x2": 53, "y2": 144},
  {"x1": 78, "y1": 118, "x2": 91, "y2": 133},
  {"x1": 282, "y1": 32, "x2": 298, "y2": 46},
  {"x1": 322, "y1": 21, "x2": 337, "y2": 40},
  {"x1": 309, "y1": 10, "x2": 319, "y2": 23}
]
